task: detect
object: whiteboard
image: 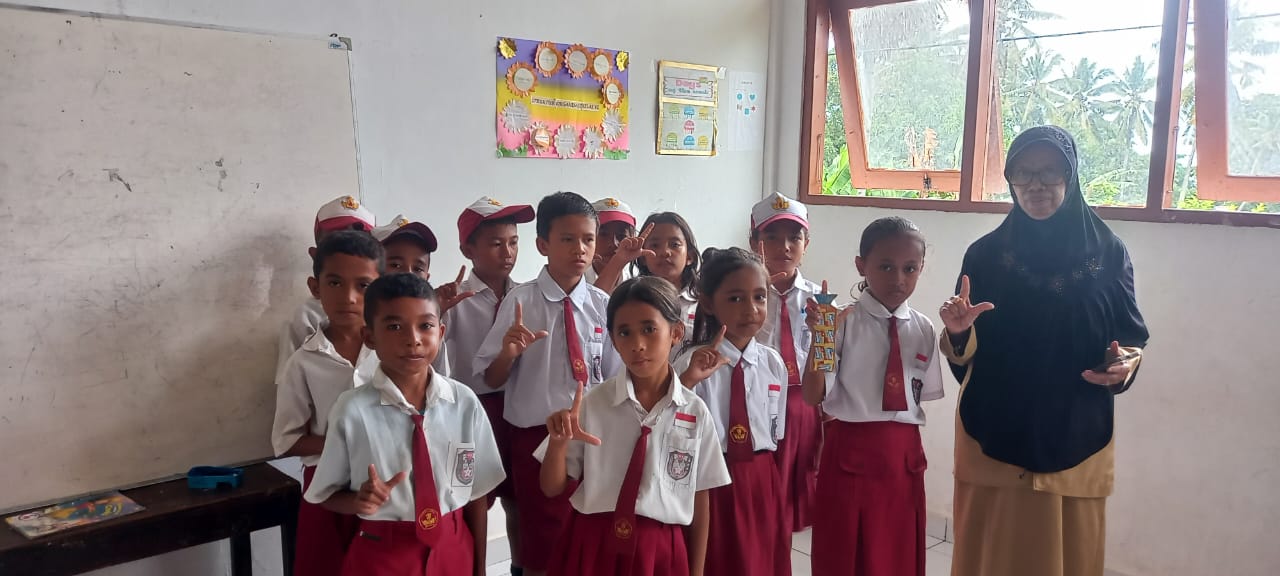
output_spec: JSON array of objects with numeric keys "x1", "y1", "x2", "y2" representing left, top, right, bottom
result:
[{"x1": 0, "y1": 7, "x2": 358, "y2": 510}]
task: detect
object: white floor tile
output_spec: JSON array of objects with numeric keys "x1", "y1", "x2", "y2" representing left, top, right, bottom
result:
[
  {"x1": 791, "y1": 548, "x2": 813, "y2": 576},
  {"x1": 485, "y1": 559, "x2": 512, "y2": 576},
  {"x1": 792, "y1": 528, "x2": 813, "y2": 555},
  {"x1": 926, "y1": 548, "x2": 953, "y2": 576},
  {"x1": 930, "y1": 541, "x2": 954, "y2": 558}
]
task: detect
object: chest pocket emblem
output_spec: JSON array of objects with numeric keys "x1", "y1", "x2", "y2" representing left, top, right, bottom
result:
[
  {"x1": 667, "y1": 450, "x2": 693, "y2": 481},
  {"x1": 454, "y1": 448, "x2": 475, "y2": 486}
]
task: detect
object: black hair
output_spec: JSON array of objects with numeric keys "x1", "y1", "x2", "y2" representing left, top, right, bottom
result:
[
  {"x1": 606, "y1": 276, "x2": 683, "y2": 334},
  {"x1": 312, "y1": 229, "x2": 385, "y2": 279},
  {"x1": 536, "y1": 191, "x2": 597, "y2": 240},
  {"x1": 686, "y1": 247, "x2": 767, "y2": 351},
  {"x1": 363, "y1": 273, "x2": 438, "y2": 327},
  {"x1": 466, "y1": 216, "x2": 520, "y2": 245},
  {"x1": 633, "y1": 212, "x2": 700, "y2": 292},
  {"x1": 854, "y1": 216, "x2": 926, "y2": 294}
]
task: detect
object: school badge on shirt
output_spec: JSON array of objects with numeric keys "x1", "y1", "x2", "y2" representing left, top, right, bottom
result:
[
  {"x1": 667, "y1": 450, "x2": 693, "y2": 481},
  {"x1": 454, "y1": 448, "x2": 475, "y2": 486}
]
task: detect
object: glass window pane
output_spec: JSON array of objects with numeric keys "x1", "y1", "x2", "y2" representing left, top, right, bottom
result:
[
  {"x1": 1226, "y1": 0, "x2": 1280, "y2": 178},
  {"x1": 1175, "y1": 0, "x2": 1280, "y2": 214},
  {"x1": 821, "y1": 31, "x2": 957, "y2": 200},
  {"x1": 851, "y1": 0, "x2": 969, "y2": 172},
  {"x1": 991, "y1": 0, "x2": 1163, "y2": 207}
]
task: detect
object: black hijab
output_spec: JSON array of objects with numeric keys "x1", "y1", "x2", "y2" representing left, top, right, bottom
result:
[{"x1": 955, "y1": 126, "x2": 1149, "y2": 473}]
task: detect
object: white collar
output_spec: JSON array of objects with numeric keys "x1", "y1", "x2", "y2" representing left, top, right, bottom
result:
[
  {"x1": 858, "y1": 289, "x2": 913, "y2": 320},
  {"x1": 370, "y1": 366, "x2": 456, "y2": 414},
  {"x1": 679, "y1": 288, "x2": 697, "y2": 304},
  {"x1": 536, "y1": 266, "x2": 589, "y2": 307},
  {"x1": 715, "y1": 336, "x2": 761, "y2": 367},
  {"x1": 772, "y1": 270, "x2": 808, "y2": 296},
  {"x1": 608, "y1": 366, "x2": 690, "y2": 409},
  {"x1": 460, "y1": 272, "x2": 513, "y2": 297}
]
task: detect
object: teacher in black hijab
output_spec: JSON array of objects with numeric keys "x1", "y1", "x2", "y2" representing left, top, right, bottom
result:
[{"x1": 939, "y1": 126, "x2": 1149, "y2": 576}]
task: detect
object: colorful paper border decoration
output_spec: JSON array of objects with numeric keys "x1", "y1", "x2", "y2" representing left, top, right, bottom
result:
[{"x1": 496, "y1": 37, "x2": 630, "y2": 160}]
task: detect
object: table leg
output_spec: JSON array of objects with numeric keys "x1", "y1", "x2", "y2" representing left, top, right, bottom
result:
[
  {"x1": 230, "y1": 531, "x2": 252, "y2": 576},
  {"x1": 280, "y1": 510, "x2": 296, "y2": 575}
]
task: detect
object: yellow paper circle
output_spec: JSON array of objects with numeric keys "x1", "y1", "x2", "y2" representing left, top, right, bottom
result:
[
  {"x1": 616, "y1": 51, "x2": 630, "y2": 72},
  {"x1": 498, "y1": 37, "x2": 517, "y2": 59}
]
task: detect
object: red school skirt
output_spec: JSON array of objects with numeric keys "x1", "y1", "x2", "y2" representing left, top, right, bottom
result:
[
  {"x1": 705, "y1": 450, "x2": 791, "y2": 576},
  {"x1": 510, "y1": 424, "x2": 578, "y2": 571},
  {"x1": 478, "y1": 391, "x2": 515, "y2": 502},
  {"x1": 773, "y1": 385, "x2": 822, "y2": 530},
  {"x1": 295, "y1": 465, "x2": 360, "y2": 576},
  {"x1": 340, "y1": 509, "x2": 472, "y2": 576},
  {"x1": 811, "y1": 420, "x2": 926, "y2": 576},
  {"x1": 548, "y1": 511, "x2": 689, "y2": 576}
]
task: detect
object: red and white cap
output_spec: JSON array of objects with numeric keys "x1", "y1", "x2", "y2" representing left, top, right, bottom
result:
[
  {"x1": 750, "y1": 192, "x2": 809, "y2": 231},
  {"x1": 457, "y1": 196, "x2": 536, "y2": 244},
  {"x1": 591, "y1": 197, "x2": 636, "y2": 228},
  {"x1": 372, "y1": 215, "x2": 438, "y2": 253},
  {"x1": 314, "y1": 195, "x2": 375, "y2": 235}
]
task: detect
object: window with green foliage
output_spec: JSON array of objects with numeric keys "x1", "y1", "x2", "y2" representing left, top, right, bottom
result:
[{"x1": 805, "y1": 0, "x2": 1280, "y2": 224}]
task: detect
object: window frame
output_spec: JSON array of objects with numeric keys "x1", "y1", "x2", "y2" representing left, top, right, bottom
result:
[
  {"x1": 798, "y1": 0, "x2": 1280, "y2": 228},
  {"x1": 1192, "y1": 0, "x2": 1280, "y2": 203}
]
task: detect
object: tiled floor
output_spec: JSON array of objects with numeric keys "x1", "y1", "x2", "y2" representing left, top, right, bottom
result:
[{"x1": 482, "y1": 504, "x2": 955, "y2": 575}]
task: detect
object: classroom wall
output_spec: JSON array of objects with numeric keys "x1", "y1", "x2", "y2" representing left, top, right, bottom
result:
[
  {"x1": 4, "y1": 0, "x2": 771, "y2": 574},
  {"x1": 768, "y1": 1, "x2": 1280, "y2": 575}
]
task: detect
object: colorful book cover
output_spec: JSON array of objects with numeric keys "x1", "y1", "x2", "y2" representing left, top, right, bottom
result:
[{"x1": 5, "y1": 492, "x2": 144, "y2": 539}]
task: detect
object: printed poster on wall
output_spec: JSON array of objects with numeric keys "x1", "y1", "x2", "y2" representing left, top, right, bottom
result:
[
  {"x1": 496, "y1": 37, "x2": 629, "y2": 160},
  {"x1": 657, "y1": 61, "x2": 720, "y2": 156}
]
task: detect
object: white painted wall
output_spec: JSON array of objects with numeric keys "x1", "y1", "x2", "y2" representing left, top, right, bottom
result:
[
  {"x1": 768, "y1": 1, "x2": 1280, "y2": 575},
  {"x1": 4, "y1": 0, "x2": 771, "y2": 574}
]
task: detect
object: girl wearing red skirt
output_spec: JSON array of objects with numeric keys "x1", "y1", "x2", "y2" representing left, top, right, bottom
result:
[
  {"x1": 677, "y1": 247, "x2": 792, "y2": 576},
  {"x1": 537, "y1": 277, "x2": 730, "y2": 576},
  {"x1": 801, "y1": 218, "x2": 945, "y2": 576}
]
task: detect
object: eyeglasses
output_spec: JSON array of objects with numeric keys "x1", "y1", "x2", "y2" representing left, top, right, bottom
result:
[{"x1": 1008, "y1": 168, "x2": 1067, "y2": 187}]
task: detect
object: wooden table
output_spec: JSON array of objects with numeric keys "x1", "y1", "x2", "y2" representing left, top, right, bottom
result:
[{"x1": 0, "y1": 463, "x2": 299, "y2": 576}]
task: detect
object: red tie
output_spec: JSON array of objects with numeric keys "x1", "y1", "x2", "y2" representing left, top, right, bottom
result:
[
  {"x1": 778, "y1": 297, "x2": 800, "y2": 386},
  {"x1": 563, "y1": 298, "x2": 589, "y2": 384},
  {"x1": 612, "y1": 425, "x2": 651, "y2": 557},
  {"x1": 883, "y1": 317, "x2": 908, "y2": 412},
  {"x1": 410, "y1": 414, "x2": 442, "y2": 546},
  {"x1": 727, "y1": 360, "x2": 754, "y2": 463}
]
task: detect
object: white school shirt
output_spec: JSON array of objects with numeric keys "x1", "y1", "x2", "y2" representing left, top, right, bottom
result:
[
  {"x1": 434, "y1": 273, "x2": 518, "y2": 394},
  {"x1": 758, "y1": 271, "x2": 823, "y2": 382},
  {"x1": 276, "y1": 298, "x2": 327, "y2": 382},
  {"x1": 821, "y1": 291, "x2": 945, "y2": 425},
  {"x1": 533, "y1": 369, "x2": 731, "y2": 525},
  {"x1": 473, "y1": 267, "x2": 623, "y2": 428},
  {"x1": 584, "y1": 263, "x2": 633, "y2": 291},
  {"x1": 304, "y1": 368, "x2": 505, "y2": 521},
  {"x1": 673, "y1": 288, "x2": 698, "y2": 362},
  {"x1": 674, "y1": 338, "x2": 788, "y2": 452},
  {"x1": 272, "y1": 328, "x2": 378, "y2": 466}
]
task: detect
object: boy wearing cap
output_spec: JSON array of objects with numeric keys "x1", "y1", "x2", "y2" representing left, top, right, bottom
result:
[
  {"x1": 274, "y1": 230, "x2": 384, "y2": 576},
  {"x1": 372, "y1": 215, "x2": 438, "y2": 281},
  {"x1": 585, "y1": 197, "x2": 636, "y2": 291},
  {"x1": 277, "y1": 195, "x2": 377, "y2": 380},
  {"x1": 474, "y1": 191, "x2": 627, "y2": 576},
  {"x1": 750, "y1": 192, "x2": 824, "y2": 533},
  {"x1": 433, "y1": 195, "x2": 534, "y2": 574}
]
